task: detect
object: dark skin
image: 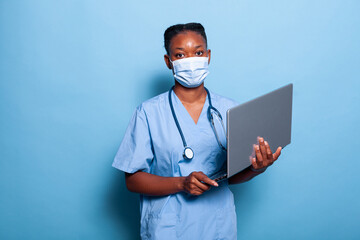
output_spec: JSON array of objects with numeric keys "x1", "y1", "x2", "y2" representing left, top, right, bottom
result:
[{"x1": 125, "y1": 31, "x2": 282, "y2": 196}]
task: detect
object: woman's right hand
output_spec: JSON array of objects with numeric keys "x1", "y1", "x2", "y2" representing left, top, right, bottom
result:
[{"x1": 182, "y1": 171, "x2": 218, "y2": 196}]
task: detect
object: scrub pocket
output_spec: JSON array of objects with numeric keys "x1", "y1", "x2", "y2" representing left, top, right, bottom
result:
[
  {"x1": 141, "y1": 195, "x2": 178, "y2": 240},
  {"x1": 215, "y1": 205, "x2": 237, "y2": 240},
  {"x1": 141, "y1": 212, "x2": 178, "y2": 240}
]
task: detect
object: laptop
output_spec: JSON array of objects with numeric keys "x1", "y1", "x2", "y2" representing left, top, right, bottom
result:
[{"x1": 210, "y1": 83, "x2": 293, "y2": 182}]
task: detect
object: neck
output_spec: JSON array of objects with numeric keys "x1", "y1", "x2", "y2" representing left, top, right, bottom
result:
[{"x1": 173, "y1": 82, "x2": 207, "y2": 104}]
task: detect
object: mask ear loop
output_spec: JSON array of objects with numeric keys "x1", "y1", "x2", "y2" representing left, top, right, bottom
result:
[{"x1": 168, "y1": 55, "x2": 176, "y2": 76}]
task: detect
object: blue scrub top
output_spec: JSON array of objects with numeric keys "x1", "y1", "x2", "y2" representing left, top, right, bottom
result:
[{"x1": 113, "y1": 89, "x2": 239, "y2": 240}]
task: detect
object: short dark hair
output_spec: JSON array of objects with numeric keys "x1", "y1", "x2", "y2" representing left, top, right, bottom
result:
[{"x1": 164, "y1": 23, "x2": 207, "y2": 55}]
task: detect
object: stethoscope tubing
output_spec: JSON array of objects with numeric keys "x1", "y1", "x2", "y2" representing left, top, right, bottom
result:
[{"x1": 168, "y1": 86, "x2": 226, "y2": 160}]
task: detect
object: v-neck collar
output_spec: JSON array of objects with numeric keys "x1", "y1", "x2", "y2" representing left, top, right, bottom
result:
[{"x1": 171, "y1": 90, "x2": 209, "y2": 126}]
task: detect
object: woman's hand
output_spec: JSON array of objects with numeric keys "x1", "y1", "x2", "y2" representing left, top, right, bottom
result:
[
  {"x1": 251, "y1": 137, "x2": 282, "y2": 172},
  {"x1": 183, "y1": 171, "x2": 218, "y2": 196},
  {"x1": 228, "y1": 137, "x2": 282, "y2": 185}
]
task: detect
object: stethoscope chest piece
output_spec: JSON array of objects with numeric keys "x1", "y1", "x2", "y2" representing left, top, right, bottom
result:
[{"x1": 183, "y1": 147, "x2": 194, "y2": 160}]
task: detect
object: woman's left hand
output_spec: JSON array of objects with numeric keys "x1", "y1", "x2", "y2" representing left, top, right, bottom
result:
[{"x1": 251, "y1": 136, "x2": 282, "y2": 172}]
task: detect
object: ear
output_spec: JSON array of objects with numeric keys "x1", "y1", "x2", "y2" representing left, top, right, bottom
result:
[
  {"x1": 164, "y1": 54, "x2": 172, "y2": 69},
  {"x1": 207, "y1": 49, "x2": 211, "y2": 64}
]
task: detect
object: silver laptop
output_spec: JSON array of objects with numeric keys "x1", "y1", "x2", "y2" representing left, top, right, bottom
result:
[{"x1": 211, "y1": 83, "x2": 293, "y2": 182}]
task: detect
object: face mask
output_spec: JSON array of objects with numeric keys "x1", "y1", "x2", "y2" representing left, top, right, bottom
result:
[{"x1": 170, "y1": 57, "x2": 209, "y2": 88}]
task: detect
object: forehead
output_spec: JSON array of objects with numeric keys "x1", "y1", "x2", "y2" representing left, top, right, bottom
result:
[{"x1": 170, "y1": 31, "x2": 206, "y2": 49}]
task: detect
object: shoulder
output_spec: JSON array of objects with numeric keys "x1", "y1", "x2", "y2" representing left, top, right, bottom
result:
[
  {"x1": 208, "y1": 89, "x2": 239, "y2": 110},
  {"x1": 136, "y1": 91, "x2": 169, "y2": 115}
]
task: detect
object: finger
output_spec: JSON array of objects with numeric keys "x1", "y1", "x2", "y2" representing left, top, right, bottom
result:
[
  {"x1": 185, "y1": 177, "x2": 208, "y2": 194},
  {"x1": 195, "y1": 172, "x2": 219, "y2": 187},
  {"x1": 254, "y1": 144, "x2": 263, "y2": 167},
  {"x1": 194, "y1": 178, "x2": 212, "y2": 191},
  {"x1": 187, "y1": 185, "x2": 205, "y2": 196},
  {"x1": 251, "y1": 157, "x2": 259, "y2": 169},
  {"x1": 258, "y1": 137, "x2": 267, "y2": 161},
  {"x1": 192, "y1": 180, "x2": 210, "y2": 192},
  {"x1": 265, "y1": 141, "x2": 274, "y2": 162},
  {"x1": 192, "y1": 189, "x2": 205, "y2": 196},
  {"x1": 273, "y1": 146, "x2": 282, "y2": 160}
]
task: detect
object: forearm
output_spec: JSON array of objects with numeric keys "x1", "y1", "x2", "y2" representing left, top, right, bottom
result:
[
  {"x1": 228, "y1": 166, "x2": 265, "y2": 185},
  {"x1": 125, "y1": 171, "x2": 185, "y2": 196}
]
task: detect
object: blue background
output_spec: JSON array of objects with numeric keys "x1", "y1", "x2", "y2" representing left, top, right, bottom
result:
[{"x1": 1, "y1": 0, "x2": 359, "y2": 239}]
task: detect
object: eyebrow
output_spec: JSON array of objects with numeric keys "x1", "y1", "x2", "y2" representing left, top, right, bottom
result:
[{"x1": 175, "y1": 45, "x2": 204, "y2": 51}]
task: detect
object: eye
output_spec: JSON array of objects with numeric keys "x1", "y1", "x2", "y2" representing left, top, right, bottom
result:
[
  {"x1": 175, "y1": 53, "x2": 185, "y2": 58},
  {"x1": 195, "y1": 51, "x2": 204, "y2": 56}
]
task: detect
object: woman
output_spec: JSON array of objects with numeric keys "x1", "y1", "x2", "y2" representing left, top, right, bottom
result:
[{"x1": 112, "y1": 23, "x2": 282, "y2": 240}]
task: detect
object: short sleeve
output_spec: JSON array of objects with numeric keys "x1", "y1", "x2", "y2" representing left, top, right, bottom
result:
[{"x1": 112, "y1": 105, "x2": 154, "y2": 173}]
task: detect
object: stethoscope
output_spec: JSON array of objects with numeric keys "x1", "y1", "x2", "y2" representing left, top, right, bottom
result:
[{"x1": 168, "y1": 86, "x2": 226, "y2": 160}]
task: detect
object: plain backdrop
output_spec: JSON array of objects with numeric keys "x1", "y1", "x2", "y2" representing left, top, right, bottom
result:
[{"x1": 1, "y1": 0, "x2": 359, "y2": 239}]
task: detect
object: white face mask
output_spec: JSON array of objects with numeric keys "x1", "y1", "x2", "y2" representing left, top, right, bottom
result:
[{"x1": 170, "y1": 57, "x2": 209, "y2": 88}]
